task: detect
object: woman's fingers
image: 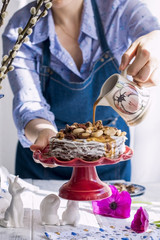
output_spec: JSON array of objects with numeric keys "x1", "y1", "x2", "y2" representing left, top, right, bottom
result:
[
  {"x1": 30, "y1": 135, "x2": 48, "y2": 151},
  {"x1": 127, "y1": 47, "x2": 151, "y2": 78},
  {"x1": 39, "y1": 162, "x2": 57, "y2": 168},
  {"x1": 34, "y1": 158, "x2": 57, "y2": 168},
  {"x1": 135, "y1": 66, "x2": 160, "y2": 87},
  {"x1": 30, "y1": 128, "x2": 56, "y2": 152},
  {"x1": 31, "y1": 129, "x2": 57, "y2": 168},
  {"x1": 120, "y1": 30, "x2": 160, "y2": 87},
  {"x1": 119, "y1": 41, "x2": 138, "y2": 71},
  {"x1": 133, "y1": 58, "x2": 159, "y2": 82}
]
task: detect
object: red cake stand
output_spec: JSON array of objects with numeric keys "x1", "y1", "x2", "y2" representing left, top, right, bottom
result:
[{"x1": 33, "y1": 146, "x2": 133, "y2": 201}]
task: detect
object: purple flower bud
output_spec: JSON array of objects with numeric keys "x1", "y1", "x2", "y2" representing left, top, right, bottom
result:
[{"x1": 131, "y1": 207, "x2": 149, "y2": 233}]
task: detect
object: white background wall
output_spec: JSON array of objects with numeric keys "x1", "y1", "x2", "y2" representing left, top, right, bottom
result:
[
  {"x1": 0, "y1": 0, "x2": 33, "y2": 174},
  {"x1": 0, "y1": 0, "x2": 160, "y2": 183},
  {"x1": 129, "y1": 0, "x2": 160, "y2": 183}
]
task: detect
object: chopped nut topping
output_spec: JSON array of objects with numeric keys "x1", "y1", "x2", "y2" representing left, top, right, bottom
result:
[{"x1": 54, "y1": 121, "x2": 126, "y2": 142}]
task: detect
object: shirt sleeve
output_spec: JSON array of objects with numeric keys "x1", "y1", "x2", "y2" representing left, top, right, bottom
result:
[
  {"x1": 2, "y1": 35, "x2": 57, "y2": 148},
  {"x1": 99, "y1": 0, "x2": 160, "y2": 65},
  {"x1": 122, "y1": 0, "x2": 160, "y2": 42}
]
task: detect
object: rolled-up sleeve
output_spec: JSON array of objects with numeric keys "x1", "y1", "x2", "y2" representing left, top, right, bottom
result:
[
  {"x1": 100, "y1": 0, "x2": 160, "y2": 65},
  {"x1": 122, "y1": 0, "x2": 160, "y2": 41},
  {"x1": 2, "y1": 35, "x2": 56, "y2": 148}
]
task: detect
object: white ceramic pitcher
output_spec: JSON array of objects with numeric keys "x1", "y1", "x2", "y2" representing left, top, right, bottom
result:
[{"x1": 96, "y1": 69, "x2": 151, "y2": 126}]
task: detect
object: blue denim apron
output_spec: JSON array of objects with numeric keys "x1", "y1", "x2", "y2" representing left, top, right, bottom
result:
[{"x1": 16, "y1": 0, "x2": 131, "y2": 180}]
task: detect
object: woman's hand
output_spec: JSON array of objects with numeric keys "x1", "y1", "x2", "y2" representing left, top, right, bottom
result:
[
  {"x1": 30, "y1": 128, "x2": 56, "y2": 152},
  {"x1": 119, "y1": 30, "x2": 160, "y2": 87},
  {"x1": 30, "y1": 128, "x2": 57, "y2": 168},
  {"x1": 25, "y1": 119, "x2": 57, "y2": 168}
]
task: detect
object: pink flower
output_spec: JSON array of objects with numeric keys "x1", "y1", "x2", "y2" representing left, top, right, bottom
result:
[
  {"x1": 92, "y1": 185, "x2": 131, "y2": 219},
  {"x1": 131, "y1": 207, "x2": 149, "y2": 233}
]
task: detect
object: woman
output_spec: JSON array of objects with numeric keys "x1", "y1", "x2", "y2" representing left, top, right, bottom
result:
[{"x1": 2, "y1": 0, "x2": 160, "y2": 180}]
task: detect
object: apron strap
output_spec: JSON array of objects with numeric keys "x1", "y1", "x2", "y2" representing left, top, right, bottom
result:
[
  {"x1": 91, "y1": 0, "x2": 109, "y2": 52},
  {"x1": 42, "y1": 38, "x2": 50, "y2": 67}
]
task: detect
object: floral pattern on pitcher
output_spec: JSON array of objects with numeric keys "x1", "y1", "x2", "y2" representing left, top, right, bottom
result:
[{"x1": 113, "y1": 83, "x2": 144, "y2": 115}]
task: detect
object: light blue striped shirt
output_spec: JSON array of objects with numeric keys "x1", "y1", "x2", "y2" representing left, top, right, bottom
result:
[{"x1": 3, "y1": 0, "x2": 160, "y2": 147}]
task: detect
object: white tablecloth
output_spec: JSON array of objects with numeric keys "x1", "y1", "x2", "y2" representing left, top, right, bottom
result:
[{"x1": 0, "y1": 179, "x2": 160, "y2": 240}]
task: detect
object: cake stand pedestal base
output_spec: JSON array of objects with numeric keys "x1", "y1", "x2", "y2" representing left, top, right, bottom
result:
[
  {"x1": 33, "y1": 145, "x2": 133, "y2": 201},
  {"x1": 59, "y1": 166, "x2": 111, "y2": 201}
]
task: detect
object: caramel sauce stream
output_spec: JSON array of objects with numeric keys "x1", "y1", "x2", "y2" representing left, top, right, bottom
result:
[{"x1": 93, "y1": 97, "x2": 102, "y2": 126}]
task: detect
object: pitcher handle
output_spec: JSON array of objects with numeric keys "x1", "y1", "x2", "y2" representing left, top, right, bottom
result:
[
  {"x1": 121, "y1": 65, "x2": 130, "y2": 78},
  {"x1": 121, "y1": 65, "x2": 144, "y2": 89}
]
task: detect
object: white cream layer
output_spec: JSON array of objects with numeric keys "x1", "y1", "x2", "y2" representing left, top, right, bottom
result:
[{"x1": 49, "y1": 136, "x2": 126, "y2": 161}]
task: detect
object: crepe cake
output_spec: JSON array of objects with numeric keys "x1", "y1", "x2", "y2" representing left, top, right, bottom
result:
[{"x1": 49, "y1": 120, "x2": 127, "y2": 161}]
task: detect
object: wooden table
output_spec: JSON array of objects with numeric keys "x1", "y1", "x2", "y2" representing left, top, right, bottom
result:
[{"x1": 0, "y1": 179, "x2": 160, "y2": 240}]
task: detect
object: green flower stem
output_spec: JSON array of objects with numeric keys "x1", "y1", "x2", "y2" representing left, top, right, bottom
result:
[
  {"x1": 153, "y1": 221, "x2": 160, "y2": 224},
  {"x1": 132, "y1": 200, "x2": 152, "y2": 205},
  {"x1": 152, "y1": 221, "x2": 160, "y2": 228},
  {"x1": 154, "y1": 223, "x2": 160, "y2": 228}
]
